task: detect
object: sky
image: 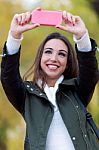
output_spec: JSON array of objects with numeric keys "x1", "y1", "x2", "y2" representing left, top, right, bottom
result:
[
  {"x1": 14, "y1": 0, "x2": 43, "y2": 9},
  {"x1": 7, "y1": 0, "x2": 42, "y2": 9},
  {"x1": 22, "y1": 0, "x2": 42, "y2": 8},
  {"x1": 12, "y1": 0, "x2": 71, "y2": 9}
]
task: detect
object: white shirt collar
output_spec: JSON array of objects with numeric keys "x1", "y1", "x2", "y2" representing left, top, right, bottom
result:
[{"x1": 44, "y1": 75, "x2": 64, "y2": 111}]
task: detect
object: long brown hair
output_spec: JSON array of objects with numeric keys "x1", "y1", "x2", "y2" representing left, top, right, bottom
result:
[{"x1": 23, "y1": 32, "x2": 79, "y2": 88}]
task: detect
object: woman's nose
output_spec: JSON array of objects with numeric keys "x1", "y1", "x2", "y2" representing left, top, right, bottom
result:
[{"x1": 50, "y1": 53, "x2": 58, "y2": 61}]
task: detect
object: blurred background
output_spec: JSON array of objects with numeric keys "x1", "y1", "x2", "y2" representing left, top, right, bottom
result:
[{"x1": 0, "y1": 0, "x2": 99, "y2": 149}]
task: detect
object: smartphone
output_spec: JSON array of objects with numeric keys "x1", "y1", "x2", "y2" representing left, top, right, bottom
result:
[{"x1": 31, "y1": 10, "x2": 62, "y2": 26}]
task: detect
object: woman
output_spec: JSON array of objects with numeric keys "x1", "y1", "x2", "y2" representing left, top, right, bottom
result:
[{"x1": 1, "y1": 9, "x2": 99, "y2": 150}]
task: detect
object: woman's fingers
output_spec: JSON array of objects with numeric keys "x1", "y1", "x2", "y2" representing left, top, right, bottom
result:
[
  {"x1": 56, "y1": 11, "x2": 87, "y2": 39},
  {"x1": 35, "y1": 7, "x2": 42, "y2": 11},
  {"x1": 27, "y1": 23, "x2": 40, "y2": 30},
  {"x1": 24, "y1": 12, "x2": 31, "y2": 23},
  {"x1": 15, "y1": 12, "x2": 31, "y2": 25},
  {"x1": 10, "y1": 12, "x2": 40, "y2": 38},
  {"x1": 56, "y1": 24, "x2": 68, "y2": 31},
  {"x1": 62, "y1": 11, "x2": 76, "y2": 25}
]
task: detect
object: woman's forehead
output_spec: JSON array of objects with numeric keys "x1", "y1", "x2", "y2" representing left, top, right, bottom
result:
[{"x1": 44, "y1": 39, "x2": 68, "y2": 50}]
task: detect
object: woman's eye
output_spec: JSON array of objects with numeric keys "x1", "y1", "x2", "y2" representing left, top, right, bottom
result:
[
  {"x1": 58, "y1": 52, "x2": 66, "y2": 57},
  {"x1": 44, "y1": 50, "x2": 52, "y2": 54}
]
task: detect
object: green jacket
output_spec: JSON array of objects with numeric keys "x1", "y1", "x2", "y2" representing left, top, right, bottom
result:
[
  {"x1": 24, "y1": 79, "x2": 99, "y2": 150},
  {"x1": 1, "y1": 39, "x2": 99, "y2": 150}
]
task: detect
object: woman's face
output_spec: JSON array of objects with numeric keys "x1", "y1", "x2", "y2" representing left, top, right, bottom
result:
[{"x1": 41, "y1": 39, "x2": 68, "y2": 85}]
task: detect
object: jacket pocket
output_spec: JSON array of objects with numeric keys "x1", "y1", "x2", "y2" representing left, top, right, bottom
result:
[{"x1": 87, "y1": 122, "x2": 99, "y2": 150}]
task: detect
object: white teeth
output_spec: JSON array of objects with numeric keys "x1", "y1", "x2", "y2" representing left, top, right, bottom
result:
[{"x1": 48, "y1": 65, "x2": 58, "y2": 69}]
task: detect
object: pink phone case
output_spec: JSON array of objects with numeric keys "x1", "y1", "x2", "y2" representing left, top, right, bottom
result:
[{"x1": 31, "y1": 10, "x2": 62, "y2": 26}]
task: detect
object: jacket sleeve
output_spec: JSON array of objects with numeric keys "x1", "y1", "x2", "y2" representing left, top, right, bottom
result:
[
  {"x1": 76, "y1": 39, "x2": 99, "y2": 107},
  {"x1": 1, "y1": 42, "x2": 26, "y2": 114}
]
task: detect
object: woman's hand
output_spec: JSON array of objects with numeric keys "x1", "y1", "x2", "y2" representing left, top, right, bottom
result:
[
  {"x1": 56, "y1": 11, "x2": 87, "y2": 39},
  {"x1": 10, "y1": 11, "x2": 40, "y2": 39}
]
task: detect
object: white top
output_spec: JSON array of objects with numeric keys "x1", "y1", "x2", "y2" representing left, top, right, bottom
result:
[
  {"x1": 45, "y1": 110, "x2": 75, "y2": 150},
  {"x1": 44, "y1": 75, "x2": 75, "y2": 150}
]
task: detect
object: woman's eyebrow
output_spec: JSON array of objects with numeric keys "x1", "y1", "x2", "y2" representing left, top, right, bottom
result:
[
  {"x1": 59, "y1": 50, "x2": 68, "y2": 54},
  {"x1": 44, "y1": 48, "x2": 53, "y2": 50},
  {"x1": 44, "y1": 48, "x2": 68, "y2": 53}
]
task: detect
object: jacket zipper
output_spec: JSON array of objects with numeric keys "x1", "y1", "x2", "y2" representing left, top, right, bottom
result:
[{"x1": 60, "y1": 91, "x2": 89, "y2": 150}]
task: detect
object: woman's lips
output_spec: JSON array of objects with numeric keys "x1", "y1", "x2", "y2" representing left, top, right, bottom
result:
[{"x1": 47, "y1": 64, "x2": 59, "y2": 70}]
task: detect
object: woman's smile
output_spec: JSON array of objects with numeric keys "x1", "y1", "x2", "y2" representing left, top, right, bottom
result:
[{"x1": 46, "y1": 64, "x2": 59, "y2": 70}]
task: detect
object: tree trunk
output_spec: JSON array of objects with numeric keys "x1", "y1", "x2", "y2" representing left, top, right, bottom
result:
[
  {"x1": 91, "y1": 0, "x2": 99, "y2": 17},
  {"x1": 0, "y1": 142, "x2": 7, "y2": 150}
]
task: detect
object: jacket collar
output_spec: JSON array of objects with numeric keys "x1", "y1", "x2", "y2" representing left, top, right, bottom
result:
[
  {"x1": 24, "y1": 78, "x2": 77, "y2": 108},
  {"x1": 24, "y1": 81, "x2": 49, "y2": 100},
  {"x1": 24, "y1": 77, "x2": 77, "y2": 94},
  {"x1": 24, "y1": 81, "x2": 55, "y2": 107},
  {"x1": 60, "y1": 78, "x2": 77, "y2": 88}
]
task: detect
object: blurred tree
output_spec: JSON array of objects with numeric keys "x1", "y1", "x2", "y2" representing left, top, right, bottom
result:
[
  {"x1": 0, "y1": 143, "x2": 6, "y2": 150},
  {"x1": 90, "y1": 0, "x2": 99, "y2": 17},
  {"x1": 0, "y1": 1, "x2": 25, "y2": 150},
  {"x1": 0, "y1": 116, "x2": 9, "y2": 150}
]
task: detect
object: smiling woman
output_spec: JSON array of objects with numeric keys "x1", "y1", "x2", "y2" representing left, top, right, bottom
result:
[
  {"x1": 31, "y1": 33, "x2": 78, "y2": 88},
  {"x1": 40, "y1": 38, "x2": 69, "y2": 86},
  {"x1": 1, "y1": 9, "x2": 99, "y2": 150}
]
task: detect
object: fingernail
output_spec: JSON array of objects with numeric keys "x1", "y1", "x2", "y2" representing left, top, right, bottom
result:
[{"x1": 56, "y1": 25, "x2": 60, "y2": 28}]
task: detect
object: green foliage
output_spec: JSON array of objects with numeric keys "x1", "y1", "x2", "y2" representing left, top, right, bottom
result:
[
  {"x1": 0, "y1": 116, "x2": 8, "y2": 145},
  {"x1": 0, "y1": 1, "x2": 23, "y2": 53}
]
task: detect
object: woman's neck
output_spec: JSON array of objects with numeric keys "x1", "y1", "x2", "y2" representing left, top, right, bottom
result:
[
  {"x1": 46, "y1": 75, "x2": 64, "y2": 87},
  {"x1": 46, "y1": 79, "x2": 56, "y2": 87}
]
